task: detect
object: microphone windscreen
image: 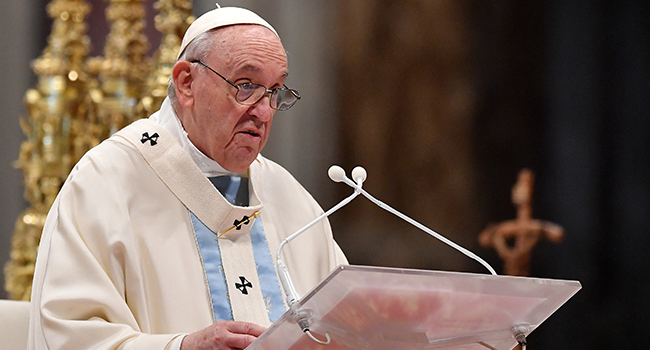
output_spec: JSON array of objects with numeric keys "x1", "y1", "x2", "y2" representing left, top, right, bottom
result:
[
  {"x1": 351, "y1": 166, "x2": 367, "y2": 183},
  {"x1": 328, "y1": 165, "x2": 346, "y2": 183}
]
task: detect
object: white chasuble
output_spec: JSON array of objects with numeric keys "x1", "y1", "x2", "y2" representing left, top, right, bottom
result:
[
  {"x1": 29, "y1": 119, "x2": 348, "y2": 350},
  {"x1": 115, "y1": 120, "x2": 276, "y2": 326}
]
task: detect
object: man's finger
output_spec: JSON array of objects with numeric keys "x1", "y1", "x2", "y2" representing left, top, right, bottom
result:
[
  {"x1": 224, "y1": 333, "x2": 259, "y2": 349},
  {"x1": 225, "y1": 321, "x2": 266, "y2": 337}
]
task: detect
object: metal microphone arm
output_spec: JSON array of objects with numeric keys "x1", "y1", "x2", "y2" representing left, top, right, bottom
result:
[
  {"x1": 276, "y1": 165, "x2": 496, "y2": 312},
  {"x1": 342, "y1": 167, "x2": 497, "y2": 276},
  {"x1": 275, "y1": 168, "x2": 362, "y2": 344},
  {"x1": 276, "y1": 178, "x2": 361, "y2": 307},
  {"x1": 274, "y1": 165, "x2": 496, "y2": 346}
]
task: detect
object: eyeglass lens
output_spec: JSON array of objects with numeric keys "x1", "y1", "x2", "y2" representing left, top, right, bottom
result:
[
  {"x1": 274, "y1": 89, "x2": 298, "y2": 111},
  {"x1": 236, "y1": 84, "x2": 299, "y2": 111}
]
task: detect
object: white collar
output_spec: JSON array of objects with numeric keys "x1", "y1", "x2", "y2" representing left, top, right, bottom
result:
[{"x1": 148, "y1": 98, "x2": 245, "y2": 177}]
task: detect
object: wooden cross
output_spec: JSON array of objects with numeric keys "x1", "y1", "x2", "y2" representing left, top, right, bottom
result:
[{"x1": 478, "y1": 169, "x2": 564, "y2": 276}]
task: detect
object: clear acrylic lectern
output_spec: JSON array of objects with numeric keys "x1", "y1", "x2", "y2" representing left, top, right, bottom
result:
[{"x1": 247, "y1": 265, "x2": 581, "y2": 350}]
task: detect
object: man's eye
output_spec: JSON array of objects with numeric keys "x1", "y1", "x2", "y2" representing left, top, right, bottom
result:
[{"x1": 239, "y1": 83, "x2": 256, "y2": 90}]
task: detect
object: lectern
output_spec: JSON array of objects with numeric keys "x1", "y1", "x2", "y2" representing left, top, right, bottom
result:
[
  {"x1": 262, "y1": 166, "x2": 581, "y2": 349},
  {"x1": 248, "y1": 265, "x2": 580, "y2": 350}
]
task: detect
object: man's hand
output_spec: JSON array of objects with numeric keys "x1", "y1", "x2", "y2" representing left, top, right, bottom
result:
[{"x1": 180, "y1": 320, "x2": 266, "y2": 350}]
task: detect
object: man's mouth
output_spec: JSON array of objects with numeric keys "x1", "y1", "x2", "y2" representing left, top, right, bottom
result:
[{"x1": 240, "y1": 130, "x2": 260, "y2": 137}]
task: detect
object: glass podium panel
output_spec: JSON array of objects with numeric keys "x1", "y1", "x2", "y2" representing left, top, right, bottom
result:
[{"x1": 247, "y1": 265, "x2": 581, "y2": 350}]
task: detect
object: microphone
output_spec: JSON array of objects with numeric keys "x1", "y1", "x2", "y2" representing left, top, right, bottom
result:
[
  {"x1": 351, "y1": 166, "x2": 367, "y2": 186},
  {"x1": 276, "y1": 165, "x2": 362, "y2": 307},
  {"x1": 277, "y1": 165, "x2": 495, "y2": 305},
  {"x1": 275, "y1": 165, "x2": 496, "y2": 341},
  {"x1": 333, "y1": 166, "x2": 497, "y2": 276},
  {"x1": 275, "y1": 165, "x2": 363, "y2": 344},
  {"x1": 327, "y1": 165, "x2": 347, "y2": 183}
]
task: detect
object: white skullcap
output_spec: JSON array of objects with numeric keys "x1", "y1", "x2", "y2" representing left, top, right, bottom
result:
[{"x1": 178, "y1": 4, "x2": 279, "y2": 59}]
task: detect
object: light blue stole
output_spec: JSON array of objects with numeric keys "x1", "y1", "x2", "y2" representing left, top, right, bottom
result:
[{"x1": 191, "y1": 176, "x2": 286, "y2": 322}]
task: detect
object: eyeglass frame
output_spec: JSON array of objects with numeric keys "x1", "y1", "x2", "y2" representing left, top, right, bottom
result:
[{"x1": 189, "y1": 59, "x2": 301, "y2": 111}]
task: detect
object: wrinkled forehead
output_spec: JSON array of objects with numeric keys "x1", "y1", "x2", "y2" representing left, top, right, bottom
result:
[
  {"x1": 212, "y1": 24, "x2": 286, "y2": 55},
  {"x1": 178, "y1": 6, "x2": 279, "y2": 59},
  {"x1": 208, "y1": 25, "x2": 288, "y2": 74}
]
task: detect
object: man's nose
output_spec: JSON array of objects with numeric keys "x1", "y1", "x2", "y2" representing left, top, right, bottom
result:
[{"x1": 247, "y1": 94, "x2": 274, "y2": 122}]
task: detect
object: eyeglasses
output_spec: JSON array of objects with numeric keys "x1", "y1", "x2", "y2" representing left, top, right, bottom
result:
[{"x1": 190, "y1": 59, "x2": 301, "y2": 111}]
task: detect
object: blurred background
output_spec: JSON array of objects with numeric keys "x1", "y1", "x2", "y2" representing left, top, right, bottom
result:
[{"x1": 1, "y1": 0, "x2": 648, "y2": 349}]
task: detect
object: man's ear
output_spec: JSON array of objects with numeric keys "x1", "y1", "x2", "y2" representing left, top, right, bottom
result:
[{"x1": 172, "y1": 60, "x2": 195, "y2": 108}]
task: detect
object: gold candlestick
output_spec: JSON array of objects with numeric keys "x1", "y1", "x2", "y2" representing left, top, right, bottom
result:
[{"x1": 5, "y1": 0, "x2": 92, "y2": 301}]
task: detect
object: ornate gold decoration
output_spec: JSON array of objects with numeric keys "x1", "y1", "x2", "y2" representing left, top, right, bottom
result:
[
  {"x1": 4, "y1": 0, "x2": 93, "y2": 301},
  {"x1": 87, "y1": 0, "x2": 151, "y2": 138},
  {"x1": 138, "y1": 0, "x2": 194, "y2": 117},
  {"x1": 5, "y1": 0, "x2": 193, "y2": 300}
]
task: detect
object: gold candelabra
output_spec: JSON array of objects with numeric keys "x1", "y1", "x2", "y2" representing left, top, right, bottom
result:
[
  {"x1": 4, "y1": 0, "x2": 193, "y2": 301},
  {"x1": 87, "y1": 0, "x2": 151, "y2": 138},
  {"x1": 139, "y1": 0, "x2": 194, "y2": 116}
]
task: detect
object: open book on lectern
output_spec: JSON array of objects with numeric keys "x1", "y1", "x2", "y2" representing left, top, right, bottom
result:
[{"x1": 249, "y1": 166, "x2": 581, "y2": 350}]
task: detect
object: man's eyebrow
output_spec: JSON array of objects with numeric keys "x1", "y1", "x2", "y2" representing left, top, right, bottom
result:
[
  {"x1": 238, "y1": 64, "x2": 260, "y2": 73},
  {"x1": 235, "y1": 64, "x2": 289, "y2": 79}
]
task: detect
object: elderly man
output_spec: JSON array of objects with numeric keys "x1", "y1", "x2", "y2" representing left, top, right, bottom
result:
[{"x1": 28, "y1": 6, "x2": 347, "y2": 350}]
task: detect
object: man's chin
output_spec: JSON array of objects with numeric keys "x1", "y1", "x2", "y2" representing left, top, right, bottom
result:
[{"x1": 220, "y1": 152, "x2": 260, "y2": 173}]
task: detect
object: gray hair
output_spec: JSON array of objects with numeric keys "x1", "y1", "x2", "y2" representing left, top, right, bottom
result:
[
  {"x1": 167, "y1": 29, "x2": 221, "y2": 106},
  {"x1": 167, "y1": 26, "x2": 288, "y2": 107}
]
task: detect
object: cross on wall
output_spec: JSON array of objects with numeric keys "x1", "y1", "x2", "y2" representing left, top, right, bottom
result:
[{"x1": 478, "y1": 169, "x2": 565, "y2": 276}]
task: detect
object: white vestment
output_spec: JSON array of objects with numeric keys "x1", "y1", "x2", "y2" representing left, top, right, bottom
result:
[{"x1": 28, "y1": 114, "x2": 347, "y2": 350}]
